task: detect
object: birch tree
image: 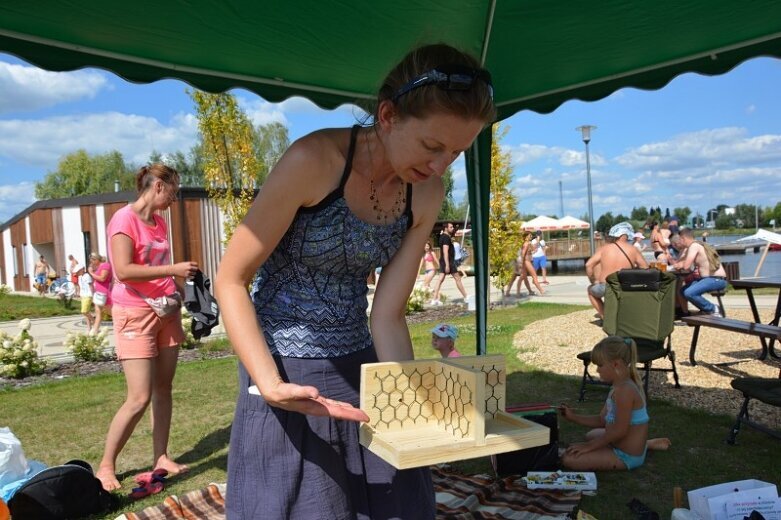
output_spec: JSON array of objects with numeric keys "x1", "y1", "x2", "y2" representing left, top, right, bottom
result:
[
  {"x1": 189, "y1": 90, "x2": 259, "y2": 243},
  {"x1": 488, "y1": 124, "x2": 521, "y2": 293}
]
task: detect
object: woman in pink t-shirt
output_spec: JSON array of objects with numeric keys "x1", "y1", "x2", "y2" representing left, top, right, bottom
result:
[
  {"x1": 88, "y1": 252, "x2": 112, "y2": 336},
  {"x1": 96, "y1": 164, "x2": 198, "y2": 492}
]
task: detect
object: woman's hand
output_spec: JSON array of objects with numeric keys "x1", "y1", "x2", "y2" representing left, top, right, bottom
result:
[
  {"x1": 261, "y1": 381, "x2": 369, "y2": 422},
  {"x1": 564, "y1": 441, "x2": 594, "y2": 458},
  {"x1": 171, "y1": 261, "x2": 198, "y2": 279}
]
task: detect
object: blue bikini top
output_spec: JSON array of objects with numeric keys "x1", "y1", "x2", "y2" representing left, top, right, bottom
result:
[{"x1": 605, "y1": 381, "x2": 649, "y2": 425}]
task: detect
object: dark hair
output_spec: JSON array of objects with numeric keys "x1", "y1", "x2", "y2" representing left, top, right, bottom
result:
[
  {"x1": 136, "y1": 163, "x2": 180, "y2": 193},
  {"x1": 372, "y1": 44, "x2": 496, "y2": 123}
]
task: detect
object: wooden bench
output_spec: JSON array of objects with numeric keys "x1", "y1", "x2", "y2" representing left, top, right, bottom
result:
[{"x1": 681, "y1": 315, "x2": 781, "y2": 366}]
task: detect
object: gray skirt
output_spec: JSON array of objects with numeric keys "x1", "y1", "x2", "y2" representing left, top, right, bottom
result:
[{"x1": 226, "y1": 347, "x2": 435, "y2": 519}]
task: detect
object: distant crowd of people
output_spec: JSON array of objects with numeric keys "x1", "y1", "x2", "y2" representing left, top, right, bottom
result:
[{"x1": 585, "y1": 218, "x2": 727, "y2": 321}]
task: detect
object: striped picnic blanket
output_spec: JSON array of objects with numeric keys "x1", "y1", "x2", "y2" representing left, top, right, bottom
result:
[
  {"x1": 433, "y1": 466, "x2": 582, "y2": 519},
  {"x1": 117, "y1": 468, "x2": 580, "y2": 519},
  {"x1": 115, "y1": 483, "x2": 225, "y2": 520}
]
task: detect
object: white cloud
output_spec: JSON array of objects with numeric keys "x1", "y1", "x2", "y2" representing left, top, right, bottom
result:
[
  {"x1": 509, "y1": 143, "x2": 606, "y2": 168},
  {"x1": 0, "y1": 112, "x2": 198, "y2": 168},
  {"x1": 0, "y1": 182, "x2": 36, "y2": 222},
  {"x1": 240, "y1": 98, "x2": 289, "y2": 127},
  {"x1": 238, "y1": 95, "x2": 367, "y2": 128},
  {"x1": 0, "y1": 62, "x2": 109, "y2": 114},
  {"x1": 746, "y1": 104, "x2": 756, "y2": 114},
  {"x1": 615, "y1": 127, "x2": 781, "y2": 170}
]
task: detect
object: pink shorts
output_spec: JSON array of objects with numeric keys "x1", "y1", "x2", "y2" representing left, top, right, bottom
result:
[{"x1": 112, "y1": 304, "x2": 185, "y2": 360}]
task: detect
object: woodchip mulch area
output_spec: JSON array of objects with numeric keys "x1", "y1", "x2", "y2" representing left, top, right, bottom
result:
[{"x1": 514, "y1": 308, "x2": 781, "y2": 430}]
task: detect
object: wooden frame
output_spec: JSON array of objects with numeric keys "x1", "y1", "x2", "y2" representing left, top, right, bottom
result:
[{"x1": 359, "y1": 355, "x2": 549, "y2": 469}]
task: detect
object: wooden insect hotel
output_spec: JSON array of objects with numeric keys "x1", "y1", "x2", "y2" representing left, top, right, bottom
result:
[{"x1": 359, "y1": 355, "x2": 550, "y2": 469}]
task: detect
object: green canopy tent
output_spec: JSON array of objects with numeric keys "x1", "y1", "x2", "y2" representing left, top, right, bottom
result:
[{"x1": 2, "y1": 1, "x2": 781, "y2": 353}]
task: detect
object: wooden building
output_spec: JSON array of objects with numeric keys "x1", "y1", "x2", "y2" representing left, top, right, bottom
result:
[{"x1": 0, "y1": 189, "x2": 225, "y2": 292}]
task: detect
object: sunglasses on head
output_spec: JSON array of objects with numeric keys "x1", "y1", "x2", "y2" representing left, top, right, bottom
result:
[{"x1": 392, "y1": 64, "x2": 493, "y2": 102}]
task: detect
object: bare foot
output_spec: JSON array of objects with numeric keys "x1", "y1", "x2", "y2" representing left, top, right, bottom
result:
[
  {"x1": 154, "y1": 455, "x2": 189, "y2": 476},
  {"x1": 647, "y1": 437, "x2": 672, "y2": 451},
  {"x1": 96, "y1": 466, "x2": 121, "y2": 491}
]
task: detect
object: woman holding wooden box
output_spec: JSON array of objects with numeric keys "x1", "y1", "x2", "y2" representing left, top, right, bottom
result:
[{"x1": 216, "y1": 44, "x2": 495, "y2": 518}]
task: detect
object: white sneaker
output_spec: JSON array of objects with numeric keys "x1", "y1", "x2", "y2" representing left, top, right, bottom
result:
[{"x1": 710, "y1": 309, "x2": 722, "y2": 318}]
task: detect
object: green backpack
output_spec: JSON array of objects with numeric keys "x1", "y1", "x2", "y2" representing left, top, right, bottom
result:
[{"x1": 697, "y1": 241, "x2": 721, "y2": 271}]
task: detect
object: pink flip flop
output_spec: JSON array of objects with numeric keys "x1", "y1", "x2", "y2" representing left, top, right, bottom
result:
[
  {"x1": 129, "y1": 479, "x2": 165, "y2": 499},
  {"x1": 134, "y1": 468, "x2": 168, "y2": 486}
]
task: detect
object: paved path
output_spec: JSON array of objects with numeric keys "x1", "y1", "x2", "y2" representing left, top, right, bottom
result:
[{"x1": 4, "y1": 276, "x2": 777, "y2": 362}]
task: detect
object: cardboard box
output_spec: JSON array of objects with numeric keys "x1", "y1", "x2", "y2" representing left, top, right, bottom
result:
[{"x1": 688, "y1": 480, "x2": 778, "y2": 520}]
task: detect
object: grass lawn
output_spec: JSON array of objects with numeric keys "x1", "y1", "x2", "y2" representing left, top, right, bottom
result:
[
  {"x1": 0, "y1": 294, "x2": 81, "y2": 321},
  {"x1": 2, "y1": 303, "x2": 779, "y2": 519}
]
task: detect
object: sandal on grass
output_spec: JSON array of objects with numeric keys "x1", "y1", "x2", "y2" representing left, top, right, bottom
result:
[
  {"x1": 129, "y1": 479, "x2": 165, "y2": 500},
  {"x1": 134, "y1": 468, "x2": 168, "y2": 486}
]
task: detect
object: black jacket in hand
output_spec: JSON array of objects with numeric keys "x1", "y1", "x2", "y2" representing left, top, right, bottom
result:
[{"x1": 184, "y1": 270, "x2": 219, "y2": 340}]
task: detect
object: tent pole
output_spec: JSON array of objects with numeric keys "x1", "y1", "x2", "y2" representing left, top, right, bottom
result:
[
  {"x1": 466, "y1": 128, "x2": 492, "y2": 356},
  {"x1": 461, "y1": 204, "x2": 469, "y2": 246},
  {"x1": 754, "y1": 243, "x2": 771, "y2": 277}
]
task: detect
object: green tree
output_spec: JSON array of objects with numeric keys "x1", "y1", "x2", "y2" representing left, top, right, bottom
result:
[
  {"x1": 595, "y1": 212, "x2": 615, "y2": 234},
  {"x1": 436, "y1": 166, "x2": 465, "y2": 221},
  {"x1": 254, "y1": 121, "x2": 289, "y2": 184},
  {"x1": 733, "y1": 203, "x2": 760, "y2": 229},
  {"x1": 35, "y1": 150, "x2": 134, "y2": 199},
  {"x1": 149, "y1": 149, "x2": 205, "y2": 186},
  {"x1": 488, "y1": 124, "x2": 521, "y2": 293},
  {"x1": 715, "y1": 213, "x2": 732, "y2": 230},
  {"x1": 672, "y1": 206, "x2": 692, "y2": 225},
  {"x1": 189, "y1": 89, "x2": 260, "y2": 242},
  {"x1": 630, "y1": 206, "x2": 648, "y2": 221},
  {"x1": 769, "y1": 202, "x2": 781, "y2": 227}
]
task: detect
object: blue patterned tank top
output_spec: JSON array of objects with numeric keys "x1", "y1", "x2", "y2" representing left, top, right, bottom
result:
[{"x1": 251, "y1": 126, "x2": 413, "y2": 358}]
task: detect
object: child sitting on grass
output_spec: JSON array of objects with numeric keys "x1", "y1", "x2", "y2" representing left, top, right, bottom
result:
[
  {"x1": 431, "y1": 324, "x2": 461, "y2": 358},
  {"x1": 558, "y1": 336, "x2": 670, "y2": 470}
]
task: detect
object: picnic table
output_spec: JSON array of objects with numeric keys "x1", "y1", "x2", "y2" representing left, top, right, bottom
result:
[
  {"x1": 731, "y1": 276, "x2": 781, "y2": 360},
  {"x1": 682, "y1": 276, "x2": 781, "y2": 365}
]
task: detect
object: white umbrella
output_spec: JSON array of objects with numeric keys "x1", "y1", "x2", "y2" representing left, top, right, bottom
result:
[
  {"x1": 521, "y1": 215, "x2": 562, "y2": 231},
  {"x1": 558, "y1": 215, "x2": 591, "y2": 230}
]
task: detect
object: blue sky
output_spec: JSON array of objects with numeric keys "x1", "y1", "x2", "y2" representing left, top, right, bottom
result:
[{"x1": 1, "y1": 53, "x2": 780, "y2": 224}]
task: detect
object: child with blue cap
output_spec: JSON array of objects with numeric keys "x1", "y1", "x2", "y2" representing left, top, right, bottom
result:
[{"x1": 431, "y1": 324, "x2": 462, "y2": 358}]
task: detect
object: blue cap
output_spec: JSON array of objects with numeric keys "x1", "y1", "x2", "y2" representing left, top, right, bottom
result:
[{"x1": 431, "y1": 324, "x2": 458, "y2": 339}]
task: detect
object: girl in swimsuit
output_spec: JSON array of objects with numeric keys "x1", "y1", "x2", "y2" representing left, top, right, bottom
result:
[
  {"x1": 650, "y1": 221, "x2": 668, "y2": 260},
  {"x1": 417, "y1": 241, "x2": 439, "y2": 288},
  {"x1": 558, "y1": 336, "x2": 670, "y2": 470}
]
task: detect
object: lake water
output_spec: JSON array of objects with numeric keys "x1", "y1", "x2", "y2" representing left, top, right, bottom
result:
[{"x1": 553, "y1": 234, "x2": 781, "y2": 277}]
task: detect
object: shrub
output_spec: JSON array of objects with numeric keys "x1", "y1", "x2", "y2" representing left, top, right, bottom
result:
[
  {"x1": 0, "y1": 320, "x2": 47, "y2": 378},
  {"x1": 406, "y1": 284, "x2": 432, "y2": 314},
  {"x1": 180, "y1": 308, "x2": 198, "y2": 349},
  {"x1": 0, "y1": 283, "x2": 10, "y2": 297},
  {"x1": 65, "y1": 329, "x2": 112, "y2": 362}
]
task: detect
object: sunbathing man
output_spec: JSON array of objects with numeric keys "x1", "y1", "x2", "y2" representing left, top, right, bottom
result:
[
  {"x1": 585, "y1": 222, "x2": 648, "y2": 319},
  {"x1": 673, "y1": 227, "x2": 727, "y2": 317}
]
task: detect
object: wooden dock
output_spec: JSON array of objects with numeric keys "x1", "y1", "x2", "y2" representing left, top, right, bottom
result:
[{"x1": 713, "y1": 240, "x2": 766, "y2": 255}]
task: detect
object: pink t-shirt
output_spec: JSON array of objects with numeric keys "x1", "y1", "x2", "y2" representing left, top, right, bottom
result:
[
  {"x1": 107, "y1": 205, "x2": 176, "y2": 307},
  {"x1": 92, "y1": 262, "x2": 112, "y2": 301},
  {"x1": 448, "y1": 349, "x2": 462, "y2": 358}
]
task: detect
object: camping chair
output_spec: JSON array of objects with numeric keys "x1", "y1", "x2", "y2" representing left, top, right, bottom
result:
[
  {"x1": 577, "y1": 269, "x2": 681, "y2": 400},
  {"x1": 726, "y1": 376, "x2": 781, "y2": 444}
]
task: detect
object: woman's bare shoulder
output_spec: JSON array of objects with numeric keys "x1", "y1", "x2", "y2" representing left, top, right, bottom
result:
[{"x1": 265, "y1": 127, "x2": 353, "y2": 201}]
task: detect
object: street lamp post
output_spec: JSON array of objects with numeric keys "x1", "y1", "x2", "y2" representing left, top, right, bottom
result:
[{"x1": 576, "y1": 125, "x2": 597, "y2": 256}]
